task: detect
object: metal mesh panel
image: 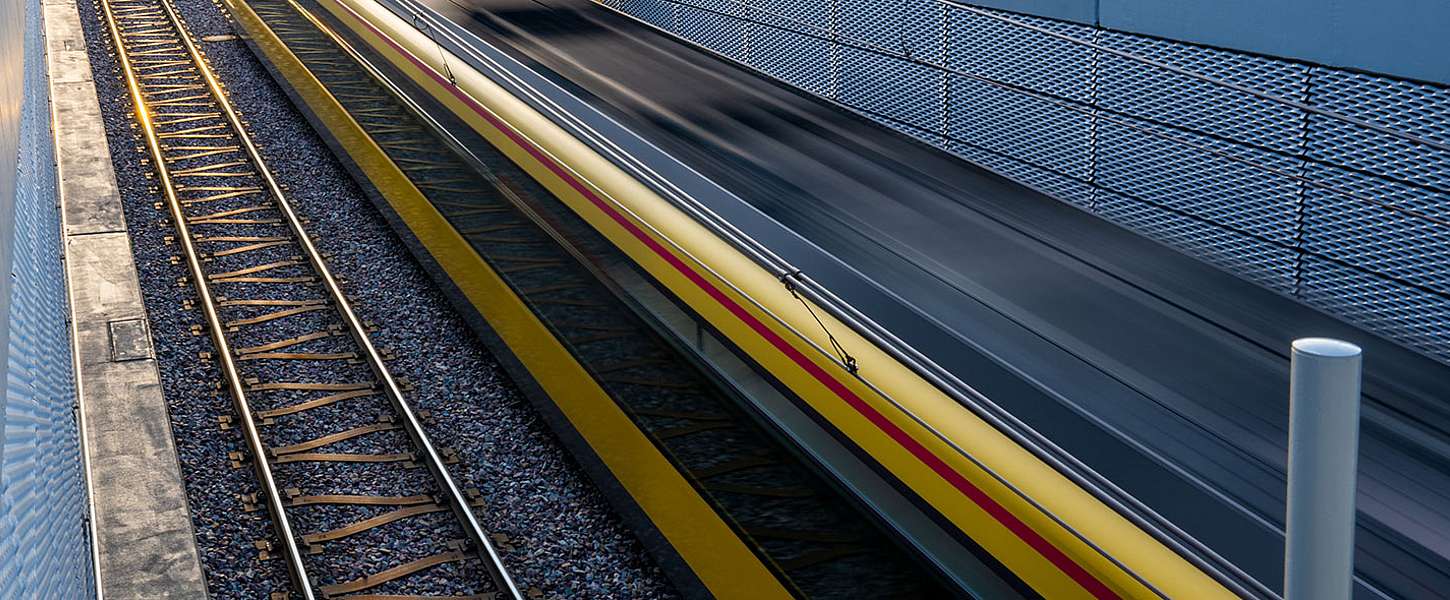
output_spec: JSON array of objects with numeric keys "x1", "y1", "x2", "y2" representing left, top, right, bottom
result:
[
  {"x1": 749, "y1": 20, "x2": 833, "y2": 96},
  {"x1": 834, "y1": 0, "x2": 944, "y2": 143},
  {"x1": 608, "y1": 0, "x2": 673, "y2": 29},
  {"x1": 1307, "y1": 69, "x2": 1450, "y2": 192},
  {"x1": 1093, "y1": 30, "x2": 1308, "y2": 295},
  {"x1": 1098, "y1": 32, "x2": 1310, "y2": 154},
  {"x1": 942, "y1": 7, "x2": 1096, "y2": 205},
  {"x1": 951, "y1": 143, "x2": 1097, "y2": 208},
  {"x1": 603, "y1": 0, "x2": 1450, "y2": 364},
  {"x1": 0, "y1": 0, "x2": 94, "y2": 595},
  {"x1": 836, "y1": 0, "x2": 939, "y2": 61},
  {"x1": 1300, "y1": 255, "x2": 1450, "y2": 360},
  {"x1": 674, "y1": 0, "x2": 750, "y2": 62},
  {"x1": 1098, "y1": 189, "x2": 1299, "y2": 294},
  {"x1": 838, "y1": 46, "x2": 945, "y2": 141},
  {"x1": 1095, "y1": 115, "x2": 1302, "y2": 286}
]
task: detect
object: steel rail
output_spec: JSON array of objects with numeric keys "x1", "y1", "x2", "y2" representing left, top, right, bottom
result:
[
  {"x1": 103, "y1": 0, "x2": 524, "y2": 595},
  {"x1": 160, "y1": 0, "x2": 524, "y2": 595},
  {"x1": 253, "y1": 4, "x2": 952, "y2": 593},
  {"x1": 96, "y1": 0, "x2": 316, "y2": 596}
]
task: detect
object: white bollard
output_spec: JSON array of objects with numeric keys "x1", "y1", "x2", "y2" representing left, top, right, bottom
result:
[{"x1": 1284, "y1": 337, "x2": 1363, "y2": 600}]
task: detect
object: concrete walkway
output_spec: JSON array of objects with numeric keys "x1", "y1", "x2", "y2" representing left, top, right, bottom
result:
[{"x1": 46, "y1": 0, "x2": 211, "y2": 595}]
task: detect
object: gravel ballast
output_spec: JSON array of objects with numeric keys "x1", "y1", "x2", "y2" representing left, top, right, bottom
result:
[{"x1": 75, "y1": 0, "x2": 679, "y2": 595}]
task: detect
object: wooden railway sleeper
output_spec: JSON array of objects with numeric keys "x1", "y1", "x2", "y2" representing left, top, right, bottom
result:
[
  {"x1": 459, "y1": 223, "x2": 526, "y2": 235},
  {"x1": 238, "y1": 350, "x2": 357, "y2": 362},
  {"x1": 590, "y1": 357, "x2": 671, "y2": 374},
  {"x1": 268, "y1": 417, "x2": 399, "y2": 457},
  {"x1": 703, "y1": 481, "x2": 815, "y2": 498},
  {"x1": 218, "y1": 297, "x2": 325, "y2": 307},
  {"x1": 237, "y1": 328, "x2": 341, "y2": 355},
  {"x1": 168, "y1": 147, "x2": 243, "y2": 162},
  {"x1": 271, "y1": 451, "x2": 416, "y2": 465},
  {"x1": 196, "y1": 233, "x2": 287, "y2": 244},
  {"x1": 223, "y1": 303, "x2": 329, "y2": 330},
  {"x1": 775, "y1": 545, "x2": 870, "y2": 571},
  {"x1": 566, "y1": 330, "x2": 633, "y2": 345},
  {"x1": 246, "y1": 381, "x2": 374, "y2": 392},
  {"x1": 687, "y1": 454, "x2": 778, "y2": 480},
  {"x1": 302, "y1": 503, "x2": 448, "y2": 548},
  {"x1": 154, "y1": 112, "x2": 221, "y2": 127},
  {"x1": 333, "y1": 594, "x2": 495, "y2": 600},
  {"x1": 188, "y1": 204, "x2": 276, "y2": 223},
  {"x1": 627, "y1": 407, "x2": 729, "y2": 421},
  {"x1": 318, "y1": 543, "x2": 473, "y2": 598},
  {"x1": 211, "y1": 274, "x2": 314, "y2": 284},
  {"x1": 204, "y1": 238, "x2": 293, "y2": 258},
  {"x1": 208, "y1": 258, "x2": 306, "y2": 281},
  {"x1": 650, "y1": 421, "x2": 733, "y2": 441},
  {"x1": 599, "y1": 376, "x2": 697, "y2": 390},
  {"x1": 282, "y1": 492, "x2": 434, "y2": 508},
  {"x1": 181, "y1": 185, "x2": 264, "y2": 203},
  {"x1": 190, "y1": 217, "x2": 286, "y2": 227},
  {"x1": 169, "y1": 159, "x2": 252, "y2": 176},
  {"x1": 495, "y1": 261, "x2": 565, "y2": 276},
  {"x1": 256, "y1": 387, "x2": 379, "y2": 422}
]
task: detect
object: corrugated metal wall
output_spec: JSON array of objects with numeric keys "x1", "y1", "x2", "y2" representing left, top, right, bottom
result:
[
  {"x1": 601, "y1": 0, "x2": 1450, "y2": 365},
  {"x1": 0, "y1": 0, "x2": 96, "y2": 594}
]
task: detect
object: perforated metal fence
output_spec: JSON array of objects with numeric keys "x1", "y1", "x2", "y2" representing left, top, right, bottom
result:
[
  {"x1": 599, "y1": 0, "x2": 1450, "y2": 365},
  {"x1": 0, "y1": 0, "x2": 95, "y2": 595}
]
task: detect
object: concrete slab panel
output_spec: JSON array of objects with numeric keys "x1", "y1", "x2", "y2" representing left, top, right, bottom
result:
[
  {"x1": 53, "y1": 81, "x2": 127, "y2": 235},
  {"x1": 47, "y1": 0, "x2": 211, "y2": 595},
  {"x1": 108, "y1": 318, "x2": 153, "y2": 361}
]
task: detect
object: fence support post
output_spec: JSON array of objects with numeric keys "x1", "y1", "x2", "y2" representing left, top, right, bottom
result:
[{"x1": 1284, "y1": 337, "x2": 1362, "y2": 600}]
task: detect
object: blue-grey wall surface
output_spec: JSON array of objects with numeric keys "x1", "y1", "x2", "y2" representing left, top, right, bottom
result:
[
  {"x1": 604, "y1": 0, "x2": 1450, "y2": 365},
  {"x1": 1099, "y1": 0, "x2": 1450, "y2": 85},
  {"x1": 942, "y1": 0, "x2": 1450, "y2": 85},
  {"x1": 0, "y1": 0, "x2": 95, "y2": 595}
]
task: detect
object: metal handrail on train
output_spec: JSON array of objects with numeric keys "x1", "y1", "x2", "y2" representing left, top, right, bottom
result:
[
  {"x1": 600, "y1": 2, "x2": 1448, "y2": 597},
  {"x1": 364, "y1": 0, "x2": 1265, "y2": 596}
]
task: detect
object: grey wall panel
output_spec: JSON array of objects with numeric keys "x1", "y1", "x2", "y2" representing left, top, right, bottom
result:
[
  {"x1": 968, "y1": 0, "x2": 1450, "y2": 86},
  {"x1": 605, "y1": 0, "x2": 1450, "y2": 364},
  {"x1": 0, "y1": 0, "x2": 24, "y2": 469},
  {"x1": 968, "y1": 0, "x2": 1094, "y2": 23},
  {"x1": 1098, "y1": 0, "x2": 1450, "y2": 85},
  {"x1": 0, "y1": 0, "x2": 95, "y2": 595}
]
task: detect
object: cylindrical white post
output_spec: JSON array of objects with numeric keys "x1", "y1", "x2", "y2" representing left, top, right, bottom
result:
[{"x1": 1284, "y1": 337, "x2": 1363, "y2": 600}]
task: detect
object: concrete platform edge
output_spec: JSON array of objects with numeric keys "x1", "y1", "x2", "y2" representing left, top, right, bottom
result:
[{"x1": 44, "y1": 0, "x2": 212, "y2": 596}]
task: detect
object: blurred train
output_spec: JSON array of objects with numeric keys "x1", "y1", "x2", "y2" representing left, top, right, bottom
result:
[{"x1": 225, "y1": 0, "x2": 1450, "y2": 596}]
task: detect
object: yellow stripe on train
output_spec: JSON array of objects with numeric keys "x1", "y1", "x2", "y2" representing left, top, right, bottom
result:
[
  {"x1": 317, "y1": 0, "x2": 1237, "y2": 596},
  {"x1": 219, "y1": 0, "x2": 792, "y2": 597}
]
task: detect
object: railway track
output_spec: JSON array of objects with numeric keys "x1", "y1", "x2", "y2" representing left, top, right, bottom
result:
[
  {"x1": 99, "y1": 0, "x2": 525, "y2": 597},
  {"x1": 226, "y1": 0, "x2": 953, "y2": 595}
]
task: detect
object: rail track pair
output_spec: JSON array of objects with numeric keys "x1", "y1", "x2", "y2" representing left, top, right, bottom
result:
[
  {"x1": 233, "y1": 0, "x2": 950, "y2": 595},
  {"x1": 99, "y1": 0, "x2": 522, "y2": 596}
]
